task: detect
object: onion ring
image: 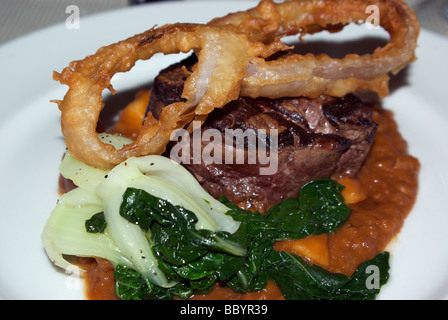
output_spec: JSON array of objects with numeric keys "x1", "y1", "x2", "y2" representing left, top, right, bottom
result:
[
  {"x1": 54, "y1": 23, "x2": 285, "y2": 169},
  {"x1": 54, "y1": 0, "x2": 419, "y2": 170},
  {"x1": 210, "y1": 0, "x2": 420, "y2": 98}
]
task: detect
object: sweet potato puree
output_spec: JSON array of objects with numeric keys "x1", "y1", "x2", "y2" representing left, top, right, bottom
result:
[{"x1": 66, "y1": 106, "x2": 419, "y2": 300}]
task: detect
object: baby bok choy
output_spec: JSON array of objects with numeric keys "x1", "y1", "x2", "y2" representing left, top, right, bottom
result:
[{"x1": 42, "y1": 134, "x2": 241, "y2": 291}]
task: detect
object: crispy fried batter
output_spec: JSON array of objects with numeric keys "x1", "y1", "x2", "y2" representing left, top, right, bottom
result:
[
  {"x1": 54, "y1": 0, "x2": 419, "y2": 169},
  {"x1": 54, "y1": 24, "x2": 283, "y2": 169},
  {"x1": 211, "y1": 0, "x2": 420, "y2": 98}
]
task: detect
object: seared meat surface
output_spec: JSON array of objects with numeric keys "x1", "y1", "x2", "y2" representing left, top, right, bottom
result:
[{"x1": 147, "y1": 56, "x2": 377, "y2": 212}]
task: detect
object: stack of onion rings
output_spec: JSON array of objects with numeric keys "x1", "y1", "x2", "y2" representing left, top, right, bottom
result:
[{"x1": 53, "y1": 0, "x2": 419, "y2": 170}]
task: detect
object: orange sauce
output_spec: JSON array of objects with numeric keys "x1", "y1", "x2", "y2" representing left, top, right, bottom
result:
[
  {"x1": 327, "y1": 108, "x2": 420, "y2": 276},
  {"x1": 69, "y1": 107, "x2": 419, "y2": 299},
  {"x1": 77, "y1": 257, "x2": 119, "y2": 300}
]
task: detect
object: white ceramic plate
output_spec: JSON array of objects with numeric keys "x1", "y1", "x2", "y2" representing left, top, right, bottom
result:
[{"x1": 0, "y1": 1, "x2": 447, "y2": 300}]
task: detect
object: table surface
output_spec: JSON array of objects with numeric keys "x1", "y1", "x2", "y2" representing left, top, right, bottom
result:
[{"x1": 0, "y1": 0, "x2": 447, "y2": 46}]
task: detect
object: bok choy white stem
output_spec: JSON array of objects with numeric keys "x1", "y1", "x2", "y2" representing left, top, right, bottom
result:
[{"x1": 41, "y1": 133, "x2": 240, "y2": 288}]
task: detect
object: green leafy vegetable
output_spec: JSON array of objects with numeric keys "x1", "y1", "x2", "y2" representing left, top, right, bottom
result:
[
  {"x1": 120, "y1": 188, "x2": 247, "y2": 264},
  {"x1": 85, "y1": 212, "x2": 107, "y2": 233},
  {"x1": 42, "y1": 149, "x2": 240, "y2": 288},
  {"x1": 112, "y1": 178, "x2": 386, "y2": 300},
  {"x1": 267, "y1": 251, "x2": 390, "y2": 300},
  {"x1": 114, "y1": 265, "x2": 151, "y2": 300},
  {"x1": 221, "y1": 178, "x2": 351, "y2": 241}
]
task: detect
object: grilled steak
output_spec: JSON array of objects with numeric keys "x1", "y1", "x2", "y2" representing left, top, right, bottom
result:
[{"x1": 147, "y1": 56, "x2": 377, "y2": 212}]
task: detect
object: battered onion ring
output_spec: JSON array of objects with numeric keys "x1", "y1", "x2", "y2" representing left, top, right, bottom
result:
[
  {"x1": 54, "y1": 23, "x2": 285, "y2": 169},
  {"x1": 55, "y1": 0, "x2": 419, "y2": 170},
  {"x1": 210, "y1": 0, "x2": 420, "y2": 98}
]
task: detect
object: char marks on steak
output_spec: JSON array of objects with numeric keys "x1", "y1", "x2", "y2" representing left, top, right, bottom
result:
[{"x1": 147, "y1": 56, "x2": 377, "y2": 213}]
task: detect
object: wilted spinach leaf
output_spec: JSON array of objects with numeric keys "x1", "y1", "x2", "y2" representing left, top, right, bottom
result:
[
  {"x1": 267, "y1": 251, "x2": 390, "y2": 300},
  {"x1": 85, "y1": 212, "x2": 107, "y2": 234},
  {"x1": 113, "y1": 179, "x2": 388, "y2": 300}
]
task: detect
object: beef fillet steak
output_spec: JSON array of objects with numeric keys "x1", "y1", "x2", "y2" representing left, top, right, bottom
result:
[{"x1": 147, "y1": 56, "x2": 378, "y2": 212}]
